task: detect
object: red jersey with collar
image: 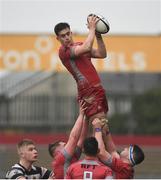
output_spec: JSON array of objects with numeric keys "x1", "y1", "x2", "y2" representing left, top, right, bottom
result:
[
  {"x1": 65, "y1": 158, "x2": 113, "y2": 179},
  {"x1": 59, "y1": 42, "x2": 108, "y2": 118},
  {"x1": 110, "y1": 156, "x2": 134, "y2": 179},
  {"x1": 52, "y1": 148, "x2": 81, "y2": 179},
  {"x1": 59, "y1": 42, "x2": 101, "y2": 88}
]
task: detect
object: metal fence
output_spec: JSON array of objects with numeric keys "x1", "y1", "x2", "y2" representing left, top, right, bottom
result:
[
  {"x1": 0, "y1": 95, "x2": 77, "y2": 131},
  {"x1": 0, "y1": 72, "x2": 161, "y2": 134},
  {"x1": 0, "y1": 93, "x2": 134, "y2": 132}
]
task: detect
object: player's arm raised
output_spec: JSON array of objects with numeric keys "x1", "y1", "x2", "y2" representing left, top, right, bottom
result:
[
  {"x1": 102, "y1": 123, "x2": 120, "y2": 159},
  {"x1": 91, "y1": 32, "x2": 107, "y2": 58},
  {"x1": 72, "y1": 15, "x2": 99, "y2": 57},
  {"x1": 64, "y1": 101, "x2": 87, "y2": 156},
  {"x1": 77, "y1": 116, "x2": 89, "y2": 149},
  {"x1": 92, "y1": 118, "x2": 111, "y2": 161}
]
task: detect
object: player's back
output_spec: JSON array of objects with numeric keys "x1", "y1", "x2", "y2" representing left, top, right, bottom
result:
[
  {"x1": 52, "y1": 148, "x2": 81, "y2": 179},
  {"x1": 65, "y1": 158, "x2": 113, "y2": 179}
]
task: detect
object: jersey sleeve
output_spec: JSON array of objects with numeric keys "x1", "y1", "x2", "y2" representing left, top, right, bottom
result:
[
  {"x1": 59, "y1": 46, "x2": 71, "y2": 62},
  {"x1": 59, "y1": 42, "x2": 85, "y2": 62},
  {"x1": 62, "y1": 148, "x2": 72, "y2": 161},
  {"x1": 6, "y1": 168, "x2": 25, "y2": 179}
]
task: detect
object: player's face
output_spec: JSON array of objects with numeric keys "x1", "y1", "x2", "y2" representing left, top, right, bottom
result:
[
  {"x1": 57, "y1": 28, "x2": 73, "y2": 47},
  {"x1": 120, "y1": 147, "x2": 129, "y2": 159},
  {"x1": 55, "y1": 141, "x2": 66, "y2": 152},
  {"x1": 59, "y1": 141, "x2": 66, "y2": 147},
  {"x1": 21, "y1": 144, "x2": 38, "y2": 163}
]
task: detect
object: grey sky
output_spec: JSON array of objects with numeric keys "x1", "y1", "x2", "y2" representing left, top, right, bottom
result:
[{"x1": 0, "y1": 0, "x2": 160, "y2": 35}]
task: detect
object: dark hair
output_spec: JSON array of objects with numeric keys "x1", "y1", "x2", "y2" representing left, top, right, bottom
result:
[
  {"x1": 130, "y1": 144, "x2": 145, "y2": 166},
  {"x1": 54, "y1": 22, "x2": 70, "y2": 36},
  {"x1": 83, "y1": 137, "x2": 98, "y2": 156},
  {"x1": 17, "y1": 139, "x2": 34, "y2": 149},
  {"x1": 48, "y1": 140, "x2": 61, "y2": 157}
]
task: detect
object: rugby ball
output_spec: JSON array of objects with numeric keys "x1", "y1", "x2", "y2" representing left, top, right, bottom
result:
[{"x1": 87, "y1": 13, "x2": 110, "y2": 34}]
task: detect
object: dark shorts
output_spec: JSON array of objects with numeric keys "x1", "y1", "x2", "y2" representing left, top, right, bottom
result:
[{"x1": 77, "y1": 84, "x2": 108, "y2": 118}]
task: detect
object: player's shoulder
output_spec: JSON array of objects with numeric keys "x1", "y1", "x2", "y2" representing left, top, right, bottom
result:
[
  {"x1": 7, "y1": 163, "x2": 25, "y2": 172},
  {"x1": 68, "y1": 159, "x2": 81, "y2": 169},
  {"x1": 97, "y1": 159, "x2": 111, "y2": 168},
  {"x1": 59, "y1": 45, "x2": 70, "y2": 59},
  {"x1": 6, "y1": 163, "x2": 25, "y2": 179},
  {"x1": 112, "y1": 156, "x2": 133, "y2": 172}
]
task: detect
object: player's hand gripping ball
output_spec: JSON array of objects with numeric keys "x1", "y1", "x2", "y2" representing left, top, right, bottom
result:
[{"x1": 87, "y1": 13, "x2": 110, "y2": 34}]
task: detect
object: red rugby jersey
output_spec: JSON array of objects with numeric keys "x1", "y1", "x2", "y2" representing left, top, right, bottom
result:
[
  {"x1": 65, "y1": 158, "x2": 113, "y2": 179},
  {"x1": 59, "y1": 42, "x2": 101, "y2": 88},
  {"x1": 52, "y1": 148, "x2": 81, "y2": 179},
  {"x1": 110, "y1": 156, "x2": 134, "y2": 179}
]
